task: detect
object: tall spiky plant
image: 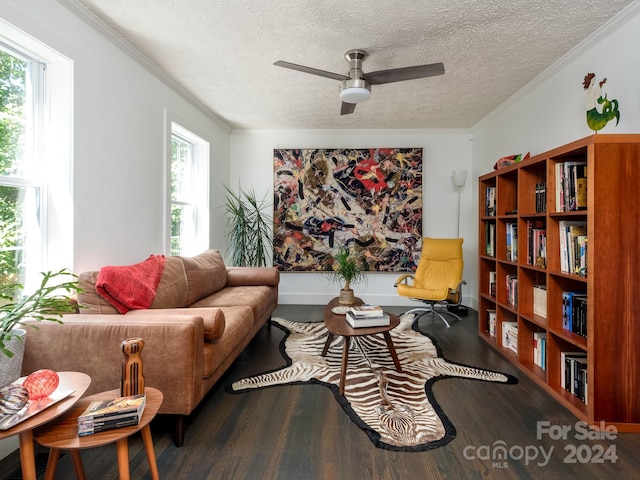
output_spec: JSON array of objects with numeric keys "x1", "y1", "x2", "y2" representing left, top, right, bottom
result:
[{"x1": 224, "y1": 185, "x2": 272, "y2": 267}]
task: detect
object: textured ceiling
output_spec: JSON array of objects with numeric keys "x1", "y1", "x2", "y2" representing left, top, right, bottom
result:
[{"x1": 73, "y1": 0, "x2": 634, "y2": 130}]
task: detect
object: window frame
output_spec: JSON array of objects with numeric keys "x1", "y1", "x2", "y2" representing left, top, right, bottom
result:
[
  {"x1": 0, "y1": 20, "x2": 72, "y2": 291},
  {"x1": 165, "y1": 115, "x2": 210, "y2": 256}
]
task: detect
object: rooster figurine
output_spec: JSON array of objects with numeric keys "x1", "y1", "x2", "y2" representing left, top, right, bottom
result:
[{"x1": 583, "y1": 73, "x2": 620, "y2": 132}]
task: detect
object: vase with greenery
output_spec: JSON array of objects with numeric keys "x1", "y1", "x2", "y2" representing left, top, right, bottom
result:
[
  {"x1": 0, "y1": 269, "x2": 81, "y2": 358},
  {"x1": 327, "y1": 246, "x2": 366, "y2": 305},
  {"x1": 224, "y1": 184, "x2": 272, "y2": 267}
]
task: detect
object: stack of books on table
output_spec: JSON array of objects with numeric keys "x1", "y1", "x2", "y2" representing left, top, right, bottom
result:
[
  {"x1": 77, "y1": 393, "x2": 146, "y2": 436},
  {"x1": 346, "y1": 305, "x2": 390, "y2": 328}
]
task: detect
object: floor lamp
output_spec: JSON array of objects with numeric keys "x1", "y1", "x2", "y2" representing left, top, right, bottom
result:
[
  {"x1": 452, "y1": 169, "x2": 468, "y2": 238},
  {"x1": 450, "y1": 169, "x2": 469, "y2": 314}
]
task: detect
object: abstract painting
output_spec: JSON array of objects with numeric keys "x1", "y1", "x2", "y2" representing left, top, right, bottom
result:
[{"x1": 273, "y1": 148, "x2": 422, "y2": 272}]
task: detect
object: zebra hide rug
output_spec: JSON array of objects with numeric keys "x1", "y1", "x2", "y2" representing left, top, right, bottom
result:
[{"x1": 228, "y1": 315, "x2": 517, "y2": 451}]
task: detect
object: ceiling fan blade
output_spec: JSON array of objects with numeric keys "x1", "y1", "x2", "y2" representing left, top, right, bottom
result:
[
  {"x1": 274, "y1": 61, "x2": 350, "y2": 81},
  {"x1": 365, "y1": 62, "x2": 445, "y2": 85},
  {"x1": 341, "y1": 102, "x2": 356, "y2": 115}
]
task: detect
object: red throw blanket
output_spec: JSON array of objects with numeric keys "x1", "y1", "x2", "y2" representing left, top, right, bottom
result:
[{"x1": 96, "y1": 254, "x2": 166, "y2": 314}]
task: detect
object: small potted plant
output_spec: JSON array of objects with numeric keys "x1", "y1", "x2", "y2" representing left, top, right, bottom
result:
[
  {"x1": 328, "y1": 246, "x2": 366, "y2": 305},
  {"x1": 0, "y1": 269, "x2": 81, "y2": 386}
]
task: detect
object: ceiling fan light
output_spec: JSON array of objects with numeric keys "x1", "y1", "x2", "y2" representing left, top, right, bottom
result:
[{"x1": 340, "y1": 86, "x2": 371, "y2": 104}]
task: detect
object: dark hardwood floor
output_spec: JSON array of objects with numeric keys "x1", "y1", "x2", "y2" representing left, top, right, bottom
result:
[{"x1": 2, "y1": 304, "x2": 639, "y2": 479}]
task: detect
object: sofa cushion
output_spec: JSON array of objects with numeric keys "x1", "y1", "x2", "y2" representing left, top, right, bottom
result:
[
  {"x1": 76, "y1": 271, "x2": 120, "y2": 314},
  {"x1": 190, "y1": 285, "x2": 276, "y2": 328},
  {"x1": 201, "y1": 306, "x2": 253, "y2": 379},
  {"x1": 150, "y1": 256, "x2": 188, "y2": 309},
  {"x1": 124, "y1": 307, "x2": 226, "y2": 342},
  {"x1": 180, "y1": 250, "x2": 228, "y2": 305}
]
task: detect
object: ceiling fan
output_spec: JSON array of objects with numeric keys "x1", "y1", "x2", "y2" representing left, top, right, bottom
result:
[{"x1": 274, "y1": 49, "x2": 445, "y2": 115}]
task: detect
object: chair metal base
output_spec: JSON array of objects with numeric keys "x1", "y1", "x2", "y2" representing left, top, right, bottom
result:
[{"x1": 404, "y1": 305, "x2": 462, "y2": 328}]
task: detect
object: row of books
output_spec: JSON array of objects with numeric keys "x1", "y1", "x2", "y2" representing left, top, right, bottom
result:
[
  {"x1": 502, "y1": 322, "x2": 518, "y2": 354},
  {"x1": 533, "y1": 285, "x2": 547, "y2": 318},
  {"x1": 346, "y1": 305, "x2": 390, "y2": 328},
  {"x1": 505, "y1": 222, "x2": 518, "y2": 261},
  {"x1": 77, "y1": 393, "x2": 146, "y2": 436},
  {"x1": 485, "y1": 186, "x2": 496, "y2": 217},
  {"x1": 559, "y1": 220, "x2": 587, "y2": 276},
  {"x1": 561, "y1": 352, "x2": 588, "y2": 404},
  {"x1": 555, "y1": 161, "x2": 587, "y2": 212},
  {"x1": 562, "y1": 291, "x2": 587, "y2": 337},
  {"x1": 535, "y1": 182, "x2": 547, "y2": 213},
  {"x1": 506, "y1": 274, "x2": 518, "y2": 308},
  {"x1": 533, "y1": 332, "x2": 547, "y2": 370},
  {"x1": 526, "y1": 220, "x2": 546, "y2": 268}
]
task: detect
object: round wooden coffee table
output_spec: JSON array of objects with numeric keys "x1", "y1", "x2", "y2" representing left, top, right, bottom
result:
[
  {"x1": 34, "y1": 387, "x2": 163, "y2": 480},
  {"x1": 322, "y1": 297, "x2": 402, "y2": 395}
]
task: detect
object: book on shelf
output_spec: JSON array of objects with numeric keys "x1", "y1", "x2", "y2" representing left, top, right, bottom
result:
[
  {"x1": 506, "y1": 274, "x2": 518, "y2": 308},
  {"x1": 573, "y1": 357, "x2": 588, "y2": 404},
  {"x1": 505, "y1": 222, "x2": 518, "y2": 261},
  {"x1": 533, "y1": 285, "x2": 547, "y2": 318},
  {"x1": 487, "y1": 310, "x2": 496, "y2": 337},
  {"x1": 485, "y1": 186, "x2": 496, "y2": 217},
  {"x1": 486, "y1": 222, "x2": 496, "y2": 257},
  {"x1": 535, "y1": 181, "x2": 546, "y2": 213},
  {"x1": 489, "y1": 271, "x2": 497, "y2": 297},
  {"x1": 349, "y1": 304, "x2": 384, "y2": 318},
  {"x1": 533, "y1": 332, "x2": 547, "y2": 370},
  {"x1": 346, "y1": 311, "x2": 390, "y2": 328},
  {"x1": 502, "y1": 322, "x2": 518, "y2": 353}
]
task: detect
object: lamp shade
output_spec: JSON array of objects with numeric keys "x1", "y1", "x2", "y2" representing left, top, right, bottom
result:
[
  {"x1": 340, "y1": 87, "x2": 371, "y2": 104},
  {"x1": 452, "y1": 169, "x2": 468, "y2": 188}
]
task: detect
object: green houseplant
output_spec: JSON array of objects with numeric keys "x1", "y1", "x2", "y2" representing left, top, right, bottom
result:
[
  {"x1": 224, "y1": 184, "x2": 273, "y2": 267},
  {"x1": 0, "y1": 268, "x2": 81, "y2": 358},
  {"x1": 327, "y1": 246, "x2": 366, "y2": 305}
]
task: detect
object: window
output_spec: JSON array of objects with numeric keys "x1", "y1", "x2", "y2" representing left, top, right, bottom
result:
[
  {"x1": 0, "y1": 41, "x2": 45, "y2": 287},
  {"x1": 169, "y1": 121, "x2": 209, "y2": 256},
  {"x1": 0, "y1": 19, "x2": 73, "y2": 293}
]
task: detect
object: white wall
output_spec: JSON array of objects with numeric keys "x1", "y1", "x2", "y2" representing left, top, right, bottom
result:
[
  {"x1": 230, "y1": 129, "x2": 473, "y2": 306},
  {"x1": 0, "y1": 0, "x2": 231, "y2": 274}
]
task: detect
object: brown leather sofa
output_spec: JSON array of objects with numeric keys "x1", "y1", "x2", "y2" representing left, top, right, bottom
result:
[{"x1": 21, "y1": 250, "x2": 279, "y2": 446}]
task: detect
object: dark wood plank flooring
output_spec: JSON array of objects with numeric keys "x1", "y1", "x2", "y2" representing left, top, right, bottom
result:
[{"x1": 2, "y1": 304, "x2": 639, "y2": 479}]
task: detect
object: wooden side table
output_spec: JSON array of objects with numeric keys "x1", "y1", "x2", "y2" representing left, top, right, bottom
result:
[
  {"x1": 0, "y1": 372, "x2": 91, "y2": 480},
  {"x1": 322, "y1": 297, "x2": 402, "y2": 395},
  {"x1": 34, "y1": 387, "x2": 163, "y2": 480}
]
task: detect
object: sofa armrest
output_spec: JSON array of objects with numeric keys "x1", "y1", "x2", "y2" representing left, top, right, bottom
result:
[
  {"x1": 226, "y1": 266, "x2": 280, "y2": 287},
  {"x1": 21, "y1": 314, "x2": 206, "y2": 416}
]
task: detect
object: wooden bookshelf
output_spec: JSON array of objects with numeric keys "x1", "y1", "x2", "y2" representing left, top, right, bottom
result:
[{"x1": 478, "y1": 134, "x2": 640, "y2": 432}]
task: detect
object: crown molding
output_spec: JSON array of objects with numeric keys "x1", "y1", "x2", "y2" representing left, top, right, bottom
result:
[{"x1": 56, "y1": 0, "x2": 231, "y2": 132}]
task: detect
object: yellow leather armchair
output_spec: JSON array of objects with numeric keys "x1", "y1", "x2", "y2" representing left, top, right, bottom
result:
[{"x1": 394, "y1": 237, "x2": 466, "y2": 327}]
